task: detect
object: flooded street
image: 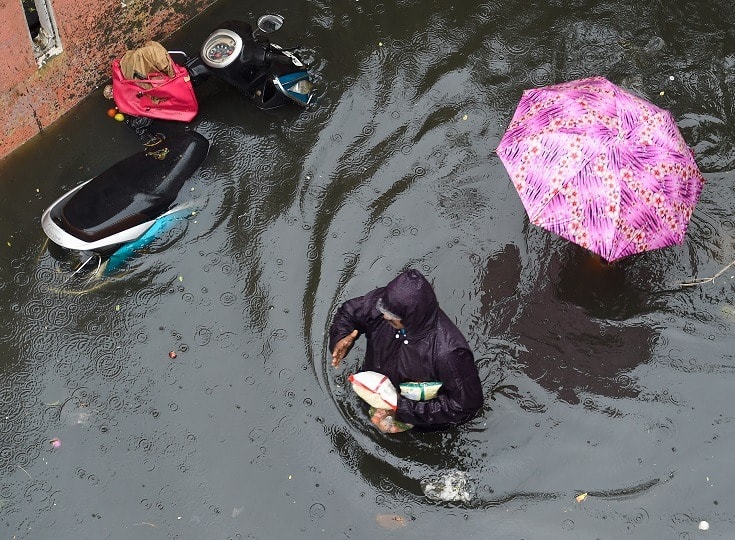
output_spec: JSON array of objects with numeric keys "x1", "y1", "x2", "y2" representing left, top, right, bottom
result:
[{"x1": 2, "y1": 0, "x2": 735, "y2": 537}]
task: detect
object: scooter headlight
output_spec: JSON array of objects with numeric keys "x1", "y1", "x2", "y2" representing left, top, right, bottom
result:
[
  {"x1": 290, "y1": 79, "x2": 314, "y2": 96},
  {"x1": 273, "y1": 71, "x2": 315, "y2": 106}
]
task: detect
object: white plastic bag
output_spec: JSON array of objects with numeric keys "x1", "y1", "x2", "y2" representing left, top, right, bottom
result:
[{"x1": 349, "y1": 371, "x2": 398, "y2": 410}]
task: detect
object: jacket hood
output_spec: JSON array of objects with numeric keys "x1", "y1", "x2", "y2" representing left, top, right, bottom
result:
[{"x1": 380, "y1": 269, "x2": 438, "y2": 333}]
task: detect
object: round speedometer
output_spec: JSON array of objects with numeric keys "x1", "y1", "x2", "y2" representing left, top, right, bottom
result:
[
  {"x1": 207, "y1": 40, "x2": 235, "y2": 62},
  {"x1": 201, "y1": 29, "x2": 243, "y2": 68}
]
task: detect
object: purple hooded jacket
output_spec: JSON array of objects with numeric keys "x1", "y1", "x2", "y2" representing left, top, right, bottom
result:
[{"x1": 329, "y1": 269, "x2": 483, "y2": 429}]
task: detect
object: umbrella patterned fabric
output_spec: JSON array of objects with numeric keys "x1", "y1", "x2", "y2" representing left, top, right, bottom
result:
[{"x1": 496, "y1": 76, "x2": 705, "y2": 262}]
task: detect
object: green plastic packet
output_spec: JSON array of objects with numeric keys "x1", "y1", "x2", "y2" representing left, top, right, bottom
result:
[{"x1": 399, "y1": 381, "x2": 442, "y2": 401}]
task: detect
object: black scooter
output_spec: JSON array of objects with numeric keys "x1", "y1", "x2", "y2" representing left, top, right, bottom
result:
[
  {"x1": 177, "y1": 14, "x2": 315, "y2": 109},
  {"x1": 41, "y1": 131, "x2": 209, "y2": 277}
]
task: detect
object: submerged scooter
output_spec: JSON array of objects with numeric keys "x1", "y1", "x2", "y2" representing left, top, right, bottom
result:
[
  {"x1": 40, "y1": 16, "x2": 310, "y2": 278},
  {"x1": 41, "y1": 131, "x2": 209, "y2": 277},
  {"x1": 178, "y1": 14, "x2": 315, "y2": 109},
  {"x1": 118, "y1": 14, "x2": 314, "y2": 141}
]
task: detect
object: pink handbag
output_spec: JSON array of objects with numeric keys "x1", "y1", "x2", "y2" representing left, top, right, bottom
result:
[{"x1": 111, "y1": 58, "x2": 198, "y2": 122}]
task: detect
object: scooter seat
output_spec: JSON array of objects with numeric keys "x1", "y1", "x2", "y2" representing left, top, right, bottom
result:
[{"x1": 60, "y1": 132, "x2": 209, "y2": 243}]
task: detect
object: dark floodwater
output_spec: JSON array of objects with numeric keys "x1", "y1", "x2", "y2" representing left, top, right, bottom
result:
[{"x1": 2, "y1": 0, "x2": 735, "y2": 538}]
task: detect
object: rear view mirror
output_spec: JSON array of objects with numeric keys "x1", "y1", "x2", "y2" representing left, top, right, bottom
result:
[{"x1": 257, "y1": 14, "x2": 284, "y2": 34}]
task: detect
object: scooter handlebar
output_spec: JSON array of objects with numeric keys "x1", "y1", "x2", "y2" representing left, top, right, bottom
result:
[{"x1": 264, "y1": 50, "x2": 295, "y2": 65}]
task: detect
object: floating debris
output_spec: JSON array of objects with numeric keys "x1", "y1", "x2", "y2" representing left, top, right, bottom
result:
[
  {"x1": 699, "y1": 520, "x2": 710, "y2": 531},
  {"x1": 420, "y1": 470, "x2": 473, "y2": 503},
  {"x1": 375, "y1": 514, "x2": 406, "y2": 529},
  {"x1": 575, "y1": 492, "x2": 588, "y2": 503},
  {"x1": 50, "y1": 438, "x2": 62, "y2": 449},
  {"x1": 169, "y1": 351, "x2": 177, "y2": 359},
  {"x1": 644, "y1": 36, "x2": 665, "y2": 53}
]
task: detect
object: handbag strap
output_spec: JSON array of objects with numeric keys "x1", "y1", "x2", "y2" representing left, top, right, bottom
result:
[
  {"x1": 113, "y1": 58, "x2": 189, "y2": 94},
  {"x1": 135, "y1": 70, "x2": 188, "y2": 95}
]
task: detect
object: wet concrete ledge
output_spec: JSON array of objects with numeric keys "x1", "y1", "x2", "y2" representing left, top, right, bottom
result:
[{"x1": 0, "y1": 0, "x2": 217, "y2": 161}]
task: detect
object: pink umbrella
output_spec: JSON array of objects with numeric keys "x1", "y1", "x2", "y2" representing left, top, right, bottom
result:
[{"x1": 496, "y1": 76, "x2": 705, "y2": 262}]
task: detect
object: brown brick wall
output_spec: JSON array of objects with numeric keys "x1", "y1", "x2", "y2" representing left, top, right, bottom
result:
[{"x1": 0, "y1": 0, "x2": 216, "y2": 160}]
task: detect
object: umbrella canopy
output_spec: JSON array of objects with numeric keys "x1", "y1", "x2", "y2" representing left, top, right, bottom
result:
[{"x1": 496, "y1": 76, "x2": 705, "y2": 262}]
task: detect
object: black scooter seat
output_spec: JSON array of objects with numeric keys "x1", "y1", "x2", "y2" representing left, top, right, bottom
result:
[{"x1": 60, "y1": 132, "x2": 209, "y2": 243}]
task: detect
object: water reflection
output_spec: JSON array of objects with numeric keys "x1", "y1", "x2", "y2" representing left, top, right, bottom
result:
[{"x1": 479, "y1": 242, "x2": 656, "y2": 407}]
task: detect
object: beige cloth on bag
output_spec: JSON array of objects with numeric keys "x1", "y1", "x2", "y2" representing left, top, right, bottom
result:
[{"x1": 119, "y1": 41, "x2": 174, "y2": 89}]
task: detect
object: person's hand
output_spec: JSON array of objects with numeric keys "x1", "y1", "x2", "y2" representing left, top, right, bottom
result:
[
  {"x1": 370, "y1": 408, "x2": 403, "y2": 433},
  {"x1": 331, "y1": 329, "x2": 358, "y2": 368}
]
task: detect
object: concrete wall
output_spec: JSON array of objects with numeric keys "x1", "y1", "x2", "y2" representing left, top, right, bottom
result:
[{"x1": 0, "y1": 0, "x2": 216, "y2": 160}]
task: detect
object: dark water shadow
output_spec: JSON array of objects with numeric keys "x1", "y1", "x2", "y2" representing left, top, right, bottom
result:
[{"x1": 480, "y1": 242, "x2": 661, "y2": 405}]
